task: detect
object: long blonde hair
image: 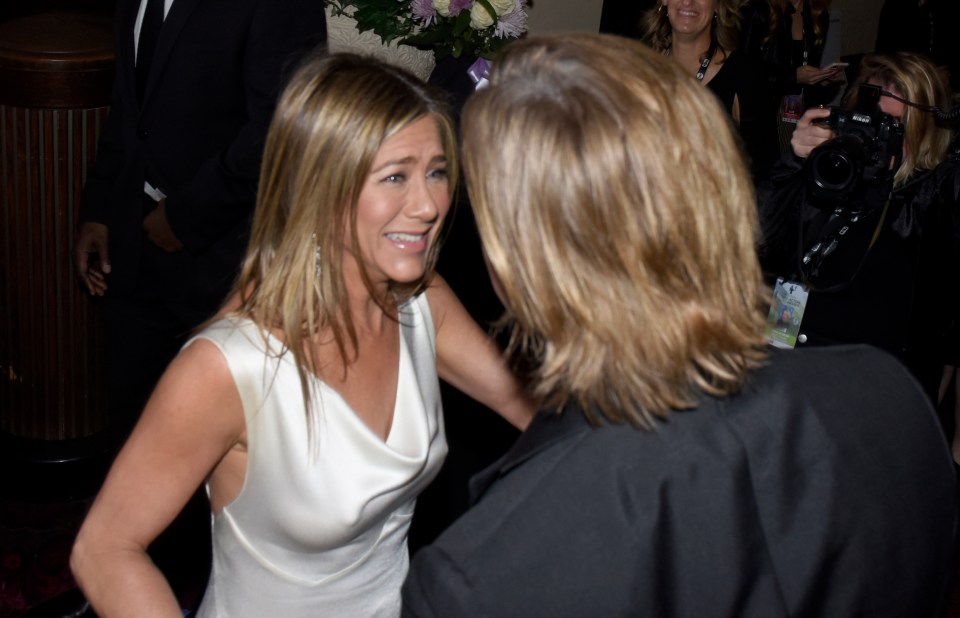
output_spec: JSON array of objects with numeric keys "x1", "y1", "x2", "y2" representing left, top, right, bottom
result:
[
  {"x1": 462, "y1": 34, "x2": 768, "y2": 428},
  {"x1": 232, "y1": 52, "x2": 457, "y2": 412},
  {"x1": 844, "y1": 52, "x2": 953, "y2": 187}
]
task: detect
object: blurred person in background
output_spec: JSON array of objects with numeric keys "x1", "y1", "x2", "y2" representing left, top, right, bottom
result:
[
  {"x1": 641, "y1": 0, "x2": 779, "y2": 179},
  {"x1": 740, "y1": 0, "x2": 845, "y2": 155}
]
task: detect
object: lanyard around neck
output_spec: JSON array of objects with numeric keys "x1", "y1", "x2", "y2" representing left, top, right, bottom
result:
[
  {"x1": 697, "y1": 41, "x2": 718, "y2": 81},
  {"x1": 666, "y1": 40, "x2": 717, "y2": 82}
]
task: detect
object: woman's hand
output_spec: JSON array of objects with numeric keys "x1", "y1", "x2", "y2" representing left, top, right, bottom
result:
[
  {"x1": 797, "y1": 64, "x2": 839, "y2": 85},
  {"x1": 791, "y1": 107, "x2": 835, "y2": 158}
]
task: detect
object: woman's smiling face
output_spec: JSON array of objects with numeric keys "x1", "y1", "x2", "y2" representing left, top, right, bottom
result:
[
  {"x1": 666, "y1": 0, "x2": 718, "y2": 39},
  {"x1": 346, "y1": 115, "x2": 451, "y2": 288}
]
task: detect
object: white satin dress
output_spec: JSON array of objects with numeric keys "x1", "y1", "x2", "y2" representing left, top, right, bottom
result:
[{"x1": 191, "y1": 293, "x2": 447, "y2": 617}]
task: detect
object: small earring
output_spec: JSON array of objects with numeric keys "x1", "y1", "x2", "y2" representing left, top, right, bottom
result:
[{"x1": 713, "y1": 11, "x2": 718, "y2": 20}]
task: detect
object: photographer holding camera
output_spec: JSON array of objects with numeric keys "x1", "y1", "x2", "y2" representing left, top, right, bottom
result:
[{"x1": 757, "y1": 51, "x2": 960, "y2": 406}]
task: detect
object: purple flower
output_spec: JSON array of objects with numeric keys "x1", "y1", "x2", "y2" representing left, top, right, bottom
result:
[
  {"x1": 494, "y1": 0, "x2": 527, "y2": 38},
  {"x1": 412, "y1": 0, "x2": 437, "y2": 26},
  {"x1": 449, "y1": 0, "x2": 472, "y2": 13}
]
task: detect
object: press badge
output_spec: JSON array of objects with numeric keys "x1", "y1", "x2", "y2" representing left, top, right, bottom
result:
[
  {"x1": 781, "y1": 93, "x2": 804, "y2": 124},
  {"x1": 764, "y1": 278, "x2": 808, "y2": 349}
]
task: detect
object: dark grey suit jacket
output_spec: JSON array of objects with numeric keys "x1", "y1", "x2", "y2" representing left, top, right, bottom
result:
[
  {"x1": 80, "y1": 0, "x2": 326, "y2": 311},
  {"x1": 403, "y1": 345, "x2": 956, "y2": 617}
]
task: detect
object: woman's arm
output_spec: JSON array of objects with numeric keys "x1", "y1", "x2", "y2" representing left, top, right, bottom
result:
[
  {"x1": 427, "y1": 275, "x2": 535, "y2": 430},
  {"x1": 754, "y1": 107, "x2": 834, "y2": 274},
  {"x1": 71, "y1": 339, "x2": 245, "y2": 617}
]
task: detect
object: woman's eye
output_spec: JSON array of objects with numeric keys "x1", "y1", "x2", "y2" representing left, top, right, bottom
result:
[
  {"x1": 429, "y1": 167, "x2": 449, "y2": 180},
  {"x1": 383, "y1": 173, "x2": 405, "y2": 183}
]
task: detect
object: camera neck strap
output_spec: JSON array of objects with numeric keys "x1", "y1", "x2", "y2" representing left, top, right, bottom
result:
[{"x1": 795, "y1": 189, "x2": 893, "y2": 293}]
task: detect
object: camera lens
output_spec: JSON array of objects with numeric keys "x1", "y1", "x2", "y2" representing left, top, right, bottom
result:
[
  {"x1": 806, "y1": 134, "x2": 867, "y2": 201},
  {"x1": 813, "y1": 150, "x2": 855, "y2": 190}
]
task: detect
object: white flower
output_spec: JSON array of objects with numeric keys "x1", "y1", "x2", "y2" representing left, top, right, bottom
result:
[
  {"x1": 488, "y1": 0, "x2": 514, "y2": 16},
  {"x1": 433, "y1": 0, "x2": 452, "y2": 17},
  {"x1": 469, "y1": 1, "x2": 495, "y2": 28}
]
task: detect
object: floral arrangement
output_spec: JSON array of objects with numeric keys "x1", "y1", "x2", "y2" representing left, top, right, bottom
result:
[{"x1": 325, "y1": 0, "x2": 529, "y2": 60}]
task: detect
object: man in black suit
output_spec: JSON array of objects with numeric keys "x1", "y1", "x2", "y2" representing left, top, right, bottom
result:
[
  {"x1": 73, "y1": 0, "x2": 325, "y2": 607},
  {"x1": 75, "y1": 0, "x2": 326, "y2": 443},
  {"x1": 402, "y1": 34, "x2": 956, "y2": 618}
]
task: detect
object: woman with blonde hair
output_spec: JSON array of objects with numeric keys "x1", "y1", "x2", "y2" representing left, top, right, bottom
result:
[
  {"x1": 71, "y1": 52, "x2": 532, "y2": 617},
  {"x1": 401, "y1": 34, "x2": 955, "y2": 616},
  {"x1": 641, "y1": 0, "x2": 778, "y2": 178},
  {"x1": 759, "y1": 51, "x2": 959, "y2": 406},
  {"x1": 839, "y1": 53, "x2": 955, "y2": 186}
]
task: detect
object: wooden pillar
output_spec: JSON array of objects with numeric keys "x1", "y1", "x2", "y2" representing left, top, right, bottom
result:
[{"x1": 0, "y1": 11, "x2": 114, "y2": 439}]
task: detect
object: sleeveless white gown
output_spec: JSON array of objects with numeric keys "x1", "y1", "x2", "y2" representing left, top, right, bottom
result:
[{"x1": 191, "y1": 294, "x2": 447, "y2": 617}]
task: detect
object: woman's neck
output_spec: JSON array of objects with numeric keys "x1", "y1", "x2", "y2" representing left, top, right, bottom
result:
[
  {"x1": 341, "y1": 257, "x2": 395, "y2": 333},
  {"x1": 349, "y1": 285, "x2": 395, "y2": 335},
  {"x1": 671, "y1": 30, "x2": 712, "y2": 66}
]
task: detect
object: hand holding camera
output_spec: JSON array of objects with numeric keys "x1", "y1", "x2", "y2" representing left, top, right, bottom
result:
[
  {"x1": 791, "y1": 107, "x2": 835, "y2": 158},
  {"x1": 795, "y1": 85, "x2": 905, "y2": 202}
]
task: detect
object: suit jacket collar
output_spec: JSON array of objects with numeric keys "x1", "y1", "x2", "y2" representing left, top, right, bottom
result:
[
  {"x1": 468, "y1": 404, "x2": 594, "y2": 504},
  {"x1": 140, "y1": 0, "x2": 202, "y2": 108},
  {"x1": 117, "y1": 0, "x2": 140, "y2": 102}
]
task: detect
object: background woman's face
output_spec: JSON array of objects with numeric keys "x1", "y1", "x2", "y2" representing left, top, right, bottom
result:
[{"x1": 666, "y1": 0, "x2": 718, "y2": 39}]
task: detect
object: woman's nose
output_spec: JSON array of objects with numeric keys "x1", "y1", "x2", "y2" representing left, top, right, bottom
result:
[{"x1": 407, "y1": 178, "x2": 444, "y2": 222}]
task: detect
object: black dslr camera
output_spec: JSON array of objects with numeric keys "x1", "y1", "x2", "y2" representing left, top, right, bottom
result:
[{"x1": 805, "y1": 84, "x2": 904, "y2": 202}]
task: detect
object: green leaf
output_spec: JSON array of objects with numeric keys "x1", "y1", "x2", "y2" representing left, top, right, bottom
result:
[{"x1": 453, "y1": 8, "x2": 471, "y2": 36}]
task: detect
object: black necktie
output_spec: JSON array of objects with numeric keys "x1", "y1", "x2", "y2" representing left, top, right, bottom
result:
[{"x1": 136, "y1": 0, "x2": 164, "y2": 105}]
